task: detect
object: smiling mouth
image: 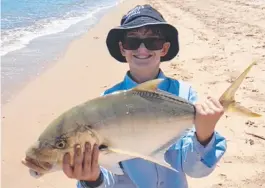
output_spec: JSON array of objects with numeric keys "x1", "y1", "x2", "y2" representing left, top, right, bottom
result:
[{"x1": 133, "y1": 55, "x2": 152, "y2": 59}]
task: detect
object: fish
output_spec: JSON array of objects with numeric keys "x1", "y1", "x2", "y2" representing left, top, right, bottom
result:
[{"x1": 22, "y1": 61, "x2": 262, "y2": 178}]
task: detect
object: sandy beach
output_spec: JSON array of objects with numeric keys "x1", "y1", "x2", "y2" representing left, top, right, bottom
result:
[{"x1": 2, "y1": 0, "x2": 265, "y2": 187}]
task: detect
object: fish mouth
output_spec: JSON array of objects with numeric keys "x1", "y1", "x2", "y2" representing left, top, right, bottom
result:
[{"x1": 22, "y1": 156, "x2": 53, "y2": 177}]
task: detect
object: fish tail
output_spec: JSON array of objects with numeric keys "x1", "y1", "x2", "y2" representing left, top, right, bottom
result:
[{"x1": 219, "y1": 61, "x2": 262, "y2": 117}]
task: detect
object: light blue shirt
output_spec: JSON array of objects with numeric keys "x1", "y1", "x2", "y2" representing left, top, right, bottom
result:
[{"x1": 77, "y1": 70, "x2": 227, "y2": 188}]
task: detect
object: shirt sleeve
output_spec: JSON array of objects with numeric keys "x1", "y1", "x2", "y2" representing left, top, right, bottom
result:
[
  {"x1": 164, "y1": 86, "x2": 227, "y2": 178},
  {"x1": 76, "y1": 167, "x2": 118, "y2": 188}
]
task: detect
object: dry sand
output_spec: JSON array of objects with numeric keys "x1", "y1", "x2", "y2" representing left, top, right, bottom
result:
[{"x1": 1, "y1": 0, "x2": 265, "y2": 187}]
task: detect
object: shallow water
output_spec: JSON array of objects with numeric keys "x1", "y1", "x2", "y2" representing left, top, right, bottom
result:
[{"x1": 1, "y1": 0, "x2": 121, "y2": 104}]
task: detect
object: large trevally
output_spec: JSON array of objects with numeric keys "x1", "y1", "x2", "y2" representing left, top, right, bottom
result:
[{"x1": 22, "y1": 61, "x2": 262, "y2": 178}]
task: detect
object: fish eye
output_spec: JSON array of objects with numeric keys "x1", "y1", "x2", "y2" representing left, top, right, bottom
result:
[{"x1": 55, "y1": 140, "x2": 66, "y2": 149}]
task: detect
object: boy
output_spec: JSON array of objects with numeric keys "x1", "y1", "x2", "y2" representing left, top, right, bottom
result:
[{"x1": 63, "y1": 4, "x2": 227, "y2": 188}]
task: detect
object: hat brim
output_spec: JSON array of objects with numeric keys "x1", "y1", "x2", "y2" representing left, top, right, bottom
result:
[{"x1": 106, "y1": 22, "x2": 179, "y2": 63}]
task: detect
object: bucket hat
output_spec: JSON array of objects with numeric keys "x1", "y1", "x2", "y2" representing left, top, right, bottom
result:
[{"x1": 106, "y1": 4, "x2": 179, "y2": 63}]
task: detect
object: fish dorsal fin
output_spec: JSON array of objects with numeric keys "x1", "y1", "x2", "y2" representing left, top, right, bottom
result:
[{"x1": 131, "y1": 79, "x2": 164, "y2": 92}]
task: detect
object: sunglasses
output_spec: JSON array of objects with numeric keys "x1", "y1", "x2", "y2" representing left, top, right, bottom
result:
[{"x1": 121, "y1": 37, "x2": 166, "y2": 51}]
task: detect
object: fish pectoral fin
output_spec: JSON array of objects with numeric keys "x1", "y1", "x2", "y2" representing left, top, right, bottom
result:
[
  {"x1": 131, "y1": 79, "x2": 164, "y2": 92},
  {"x1": 100, "y1": 162, "x2": 124, "y2": 175},
  {"x1": 107, "y1": 147, "x2": 178, "y2": 173},
  {"x1": 227, "y1": 102, "x2": 262, "y2": 117},
  {"x1": 99, "y1": 147, "x2": 131, "y2": 175}
]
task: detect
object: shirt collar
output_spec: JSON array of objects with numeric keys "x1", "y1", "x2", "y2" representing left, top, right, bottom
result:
[{"x1": 123, "y1": 69, "x2": 166, "y2": 90}]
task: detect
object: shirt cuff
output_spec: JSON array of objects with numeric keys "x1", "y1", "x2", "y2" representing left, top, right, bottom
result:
[
  {"x1": 192, "y1": 132, "x2": 217, "y2": 167},
  {"x1": 79, "y1": 171, "x2": 104, "y2": 188},
  {"x1": 193, "y1": 132, "x2": 216, "y2": 154}
]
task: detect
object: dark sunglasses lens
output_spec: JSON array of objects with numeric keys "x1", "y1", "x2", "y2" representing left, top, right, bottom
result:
[
  {"x1": 122, "y1": 38, "x2": 141, "y2": 50},
  {"x1": 122, "y1": 38, "x2": 165, "y2": 50},
  {"x1": 144, "y1": 38, "x2": 165, "y2": 50}
]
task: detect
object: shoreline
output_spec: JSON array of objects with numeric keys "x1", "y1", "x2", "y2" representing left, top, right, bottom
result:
[
  {"x1": 1, "y1": 0, "x2": 123, "y2": 105},
  {"x1": 2, "y1": 0, "x2": 143, "y2": 187}
]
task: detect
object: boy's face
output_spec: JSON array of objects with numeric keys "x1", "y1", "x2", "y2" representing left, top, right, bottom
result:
[{"x1": 119, "y1": 26, "x2": 170, "y2": 74}]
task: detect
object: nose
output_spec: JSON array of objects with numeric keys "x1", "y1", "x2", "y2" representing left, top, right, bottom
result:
[{"x1": 137, "y1": 43, "x2": 149, "y2": 53}]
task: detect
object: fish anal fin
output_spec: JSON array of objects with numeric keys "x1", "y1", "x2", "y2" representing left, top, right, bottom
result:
[
  {"x1": 227, "y1": 102, "x2": 262, "y2": 117},
  {"x1": 131, "y1": 79, "x2": 164, "y2": 92},
  {"x1": 107, "y1": 147, "x2": 178, "y2": 173}
]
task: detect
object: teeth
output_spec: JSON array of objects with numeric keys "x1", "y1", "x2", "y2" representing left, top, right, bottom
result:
[{"x1": 134, "y1": 55, "x2": 151, "y2": 59}]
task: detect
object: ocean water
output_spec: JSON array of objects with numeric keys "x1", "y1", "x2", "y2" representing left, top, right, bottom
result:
[{"x1": 1, "y1": 0, "x2": 122, "y2": 104}]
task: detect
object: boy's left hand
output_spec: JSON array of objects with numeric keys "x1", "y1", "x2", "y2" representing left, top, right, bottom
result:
[{"x1": 194, "y1": 96, "x2": 224, "y2": 146}]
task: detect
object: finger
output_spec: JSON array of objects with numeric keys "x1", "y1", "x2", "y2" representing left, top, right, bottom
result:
[
  {"x1": 195, "y1": 104, "x2": 207, "y2": 116},
  {"x1": 73, "y1": 144, "x2": 83, "y2": 178},
  {"x1": 205, "y1": 99, "x2": 220, "y2": 112},
  {"x1": 83, "y1": 142, "x2": 92, "y2": 175},
  {"x1": 91, "y1": 144, "x2": 100, "y2": 172},
  {"x1": 201, "y1": 102, "x2": 214, "y2": 114},
  {"x1": 62, "y1": 153, "x2": 74, "y2": 178},
  {"x1": 207, "y1": 96, "x2": 223, "y2": 109}
]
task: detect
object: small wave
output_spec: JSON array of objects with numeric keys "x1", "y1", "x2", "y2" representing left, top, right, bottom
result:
[{"x1": 1, "y1": 3, "x2": 117, "y2": 57}]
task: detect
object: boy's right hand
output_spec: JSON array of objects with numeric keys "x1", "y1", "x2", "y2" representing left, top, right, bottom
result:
[{"x1": 62, "y1": 142, "x2": 101, "y2": 182}]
